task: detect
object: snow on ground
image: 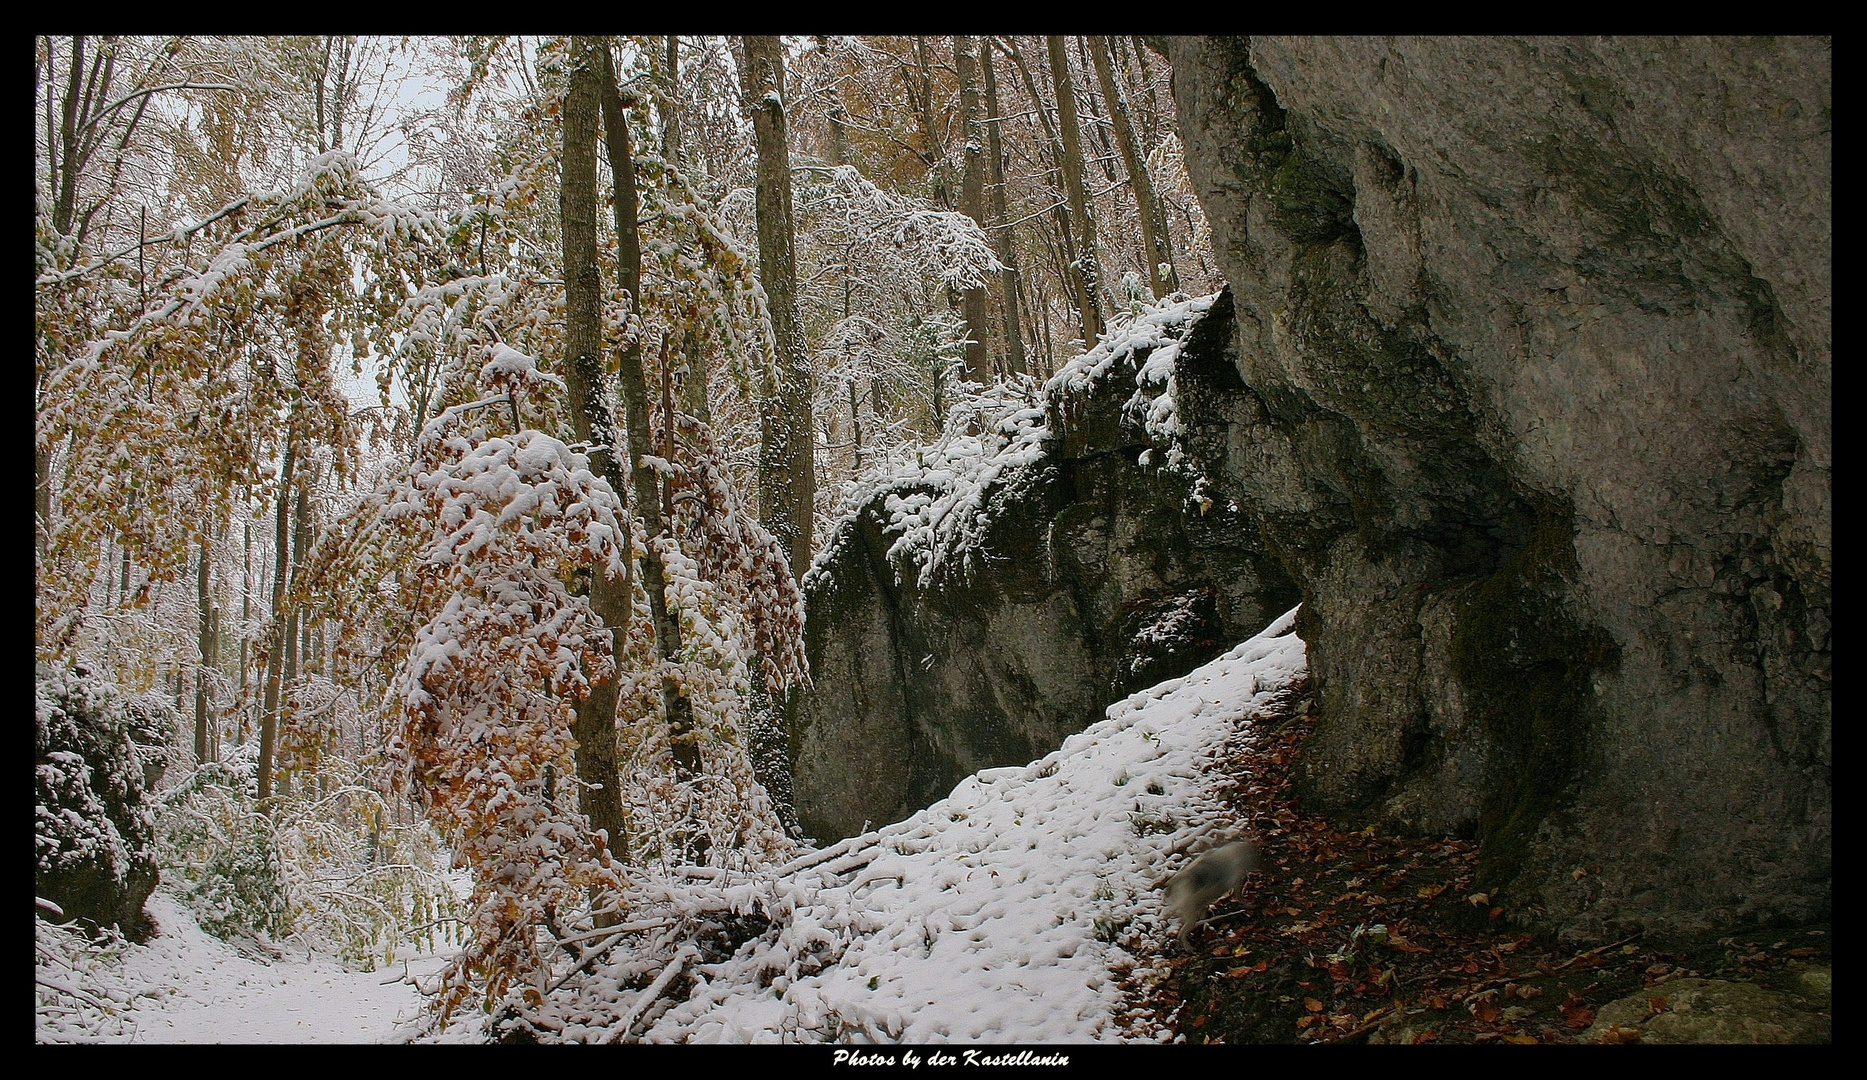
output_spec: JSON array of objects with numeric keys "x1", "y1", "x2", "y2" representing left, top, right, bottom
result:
[
  {"x1": 644, "y1": 606, "x2": 1305, "y2": 1043},
  {"x1": 39, "y1": 607, "x2": 1306, "y2": 1044},
  {"x1": 80, "y1": 893, "x2": 449, "y2": 1043}
]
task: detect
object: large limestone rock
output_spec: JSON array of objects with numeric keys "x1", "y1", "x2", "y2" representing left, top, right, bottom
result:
[
  {"x1": 791, "y1": 305, "x2": 1299, "y2": 842},
  {"x1": 35, "y1": 665, "x2": 171, "y2": 939},
  {"x1": 1165, "y1": 36, "x2": 1829, "y2": 939}
]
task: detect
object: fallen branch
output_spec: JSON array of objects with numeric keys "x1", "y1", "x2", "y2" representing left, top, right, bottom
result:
[
  {"x1": 606, "y1": 945, "x2": 698, "y2": 1043},
  {"x1": 771, "y1": 830, "x2": 882, "y2": 878},
  {"x1": 1314, "y1": 1006, "x2": 1394, "y2": 1044},
  {"x1": 1553, "y1": 932, "x2": 1644, "y2": 972}
]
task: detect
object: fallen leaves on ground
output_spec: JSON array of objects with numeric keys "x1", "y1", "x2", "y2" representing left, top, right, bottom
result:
[{"x1": 1114, "y1": 680, "x2": 1833, "y2": 1045}]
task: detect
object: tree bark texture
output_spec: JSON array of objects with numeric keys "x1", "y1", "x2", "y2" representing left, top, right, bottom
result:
[
  {"x1": 559, "y1": 37, "x2": 631, "y2": 856},
  {"x1": 1046, "y1": 36, "x2": 1103, "y2": 347},
  {"x1": 981, "y1": 41, "x2": 1027, "y2": 377},
  {"x1": 953, "y1": 36, "x2": 993, "y2": 386},
  {"x1": 737, "y1": 35, "x2": 814, "y2": 582}
]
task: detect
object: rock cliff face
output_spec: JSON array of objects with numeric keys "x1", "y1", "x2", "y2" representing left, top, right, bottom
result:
[
  {"x1": 1164, "y1": 36, "x2": 1829, "y2": 939},
  {"x1": 790, "y1": 305, "x2": 1299, "y2": 842}
]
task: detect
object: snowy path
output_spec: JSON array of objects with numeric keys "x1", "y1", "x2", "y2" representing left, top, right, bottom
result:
[
  {"x1": 642, "y1": 607, "x2": 1307, "y2": 1043},
  {"x1": 110, "y1": 895, "x2": 445, "y2": 1043}
]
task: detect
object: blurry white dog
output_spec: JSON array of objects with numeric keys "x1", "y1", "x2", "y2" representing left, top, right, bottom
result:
[{"x1": 1165, "y1": 839, "x2": 1258, "y2": 949}]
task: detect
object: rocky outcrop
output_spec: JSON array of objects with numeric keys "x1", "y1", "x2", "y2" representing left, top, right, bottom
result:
[
  {"x1": 1580, "y1": 967, "x2": 1831, "y2": 1044},
  {"x1": 790, "y1": 306, "x2": 1300, "y2": 842},
  {"x1": 1165, "y1": 36, "x2": 1830, "y2": 939},
  {"x1": 35, "y1": 665, "x2": 171, "y2": 939}
]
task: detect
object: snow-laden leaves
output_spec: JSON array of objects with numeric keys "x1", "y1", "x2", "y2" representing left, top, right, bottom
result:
[
  {"x1": 35, "y1": 150, "x2": 450, "y2": 660},
  {"x1": 301, "y1": 354, "x2": 631, "y2": 1025}
]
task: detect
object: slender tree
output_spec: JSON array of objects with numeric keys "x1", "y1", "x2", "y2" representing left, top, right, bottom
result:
[
  {"x1": 1046, "y1": 36, "x2": 1103, "y2": 347},
  {"x1": 558, "y1": 36, "x2": 631, "y2": 853},
  {"x1": 194, "y1": 536, "x2": 213, "y2": 762},
  {"x1": 912, "y1": 36, "x2": 951, "y2": 209},
  {"x1": 737, "y1": 36, "x2": 814, "y2": 581},
  {"x1": 980, "y1": 39, "x2": 1027, "y2": 377},
  {"x1": 1000, "y1": 37, "x2": 1086, "y2": 357},
  {"x1": 953, "y1": 36, "x2": 992, "y2": 386},
  {"x1": 256, "y1": 440, "x2": 293, "y2": 803},
  {"x1": 1089, "y1": 35, "x2": 1175, "y2": 300},
  {"x1": 596, "y1": 39, "x2": 703, "y2": 781}
]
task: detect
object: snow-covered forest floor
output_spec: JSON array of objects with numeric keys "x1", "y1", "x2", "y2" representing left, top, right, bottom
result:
[
  {"x1": 38, "y1": 893, "x2": 451, "y2": 1043},
  {"x1": 39, "y1": 609, "x2": 1308, "y2": 1044}
]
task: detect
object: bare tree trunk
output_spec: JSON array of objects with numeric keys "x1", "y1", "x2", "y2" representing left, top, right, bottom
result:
[
  {"x1": 1078, "y1": 36, "x2": 1121, "y2": 185},
  {"x1": 1089, "y1": 36, "x2": 1175, "y2": 300},
  {"x1": 240, "y1": 519, "x2": 251, "y2": 742},
  {"x1": 737, "y1": 35, "x2": 814, "y2": 582},
  {"x1": 1129, "y1": 36, "x2": 1161, "y2": 148},
  {"x1": 826, "y1": 91, "x2": 849, "y2": 170},
  {"x1": 1003, "y1": 38, "x2": 1086, "y2": 349},
  {"x1": 981, "y1": 40, "x2": 1027, "y2": 377},
  {"x1": 1047, "y1": 36, "x2": 1103, "y2": 347},
  {"x1": 953, "y1": 35, "x2": 993, "y2": 387},
  {"x1": 559, "y1": 37, "x2": 633, "y2": 862},
  {"x1": 913, "y1": 36, "x2": 951, "y2": 209},
  {"x1": 195, "y1": 536, "x2": 212, "y2": 764},
  {"x1": 595, "y1": 40, "x2": 703, "y2": 783},
  {"x1": 257, "y1": 440, "x2": 293, "y2": 804},
  {"x1": 656, "y1": 35, "x2": 683, "y2": 167},
  {"x1": 287, "y1": 481, "x2": 311, "y2": 789},
  {"x1": 651, "y1": 37, "x2": 711, "y2": 428},
  {"x1": 35, "y1": 447, "x2": 51, "y2": 560}
]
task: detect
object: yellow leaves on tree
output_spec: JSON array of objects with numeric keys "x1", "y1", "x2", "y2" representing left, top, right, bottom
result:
[{"x1": 316, "y1": 350, "x2": 631, "y2": 1025}]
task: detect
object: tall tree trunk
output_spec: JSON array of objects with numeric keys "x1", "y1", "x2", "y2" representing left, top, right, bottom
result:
[
  {"x1": 1047, "y1": 36, "x2": 1103, "y2": 347},
  {"x1": 1003, "y1": 38, "x2": 1087, "y2": 349},
  {"x1": 595, "y1": 40, "x2": 703, "y2": 782},
  {"x1": 1128, "y1": 36, "x2": 1160, "y2": 148},
  {"x1": 1089, "y1": 36, "x2": 1175, "y2": 301},
  {"x1": 651, "y1": 36, "x2": 710, "y2": 427},
  {"x1": 913, "y1": 36, "x2": 951, "y2": 208},
  {"x1": 35, "y1": 447, "x2": 51, "y2": 560},
  {"x1": 656, "y1": 35, "x2": 683, "y2": 167},
  {"x1": 981, "y1": 40, "x2": 1027, "y2": 378},
  {"x1": 559, "y1": 37, "x2": 633, "y2": 861},
  {"x1": 1078, "y1": 36, "x2": 1121, "y2": 185},
  {"x1": 736, "y1": 36, "x2": 814, "y2": 835},
  {"x1": 737, "y1": 36, "x2": 814, "y2": 582},
  {"x1": 294, "y1": 484, "x2": 311, "y2": 672},
  {"x1": 953, "y1": 35, "x2": 992, "y2": 387},
  {"x1": 288, "y1": 481, "x2": 311, "y2": 787},
  {"x1": 257, "y1": 439, "x2": 293, "y2": 804},
  {"x1": 241, "y1": 518, "x2": 251, "y2": 741},
  {"x1": 195, "y1": 535, "x2": 212, "y2": 764}
]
